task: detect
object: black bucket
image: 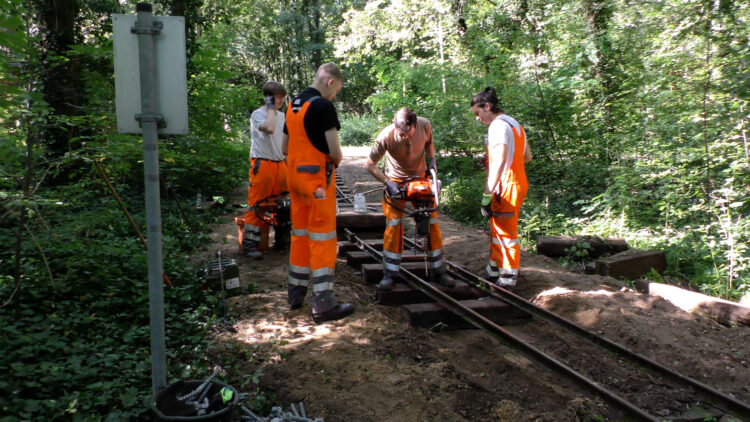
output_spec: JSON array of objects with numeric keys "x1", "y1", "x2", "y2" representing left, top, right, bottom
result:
[{"x1": 152, "y1": 379, "x2": 238, "y2": 421}]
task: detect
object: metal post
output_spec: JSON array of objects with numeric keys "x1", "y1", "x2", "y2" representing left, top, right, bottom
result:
[{"x1": 134, "y1": 2, "x2": 167, "y2": 394}]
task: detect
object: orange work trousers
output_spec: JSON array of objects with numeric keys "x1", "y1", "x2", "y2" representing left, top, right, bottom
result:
[
  {"x1": 243, "y1": 158, "x2": 287, "y2": 250},
  {"x1": 382, "y1": 183, "x2": 446, "y2": 279},
  {"x1": 287, "y1": 166, "x2": 338, "y2": 314},
  {"x1": 486, "y1": 181, "x2": 527, "y2": 286}
]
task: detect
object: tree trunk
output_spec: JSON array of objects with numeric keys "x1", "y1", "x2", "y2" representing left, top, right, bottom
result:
[
  {"x1": 582, "y1": 0, "x2": 618, "y2": 161},
  {"x1": 36, "y1": 0, "x2": 82, "y2": 160},
  {"x1": 536, "y1": 235, "x2": 629, "y2": 258},
  {"x1": 310, "y1": 0, "x2": 322, "y2": 69}
]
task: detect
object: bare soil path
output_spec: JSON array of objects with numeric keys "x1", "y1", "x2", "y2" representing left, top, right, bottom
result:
[{"x1": 197, "y1": 147, "x2": 750, "y2": 421}]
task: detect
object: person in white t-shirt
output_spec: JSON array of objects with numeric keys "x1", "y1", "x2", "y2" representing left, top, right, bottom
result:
[
  {"x1": 242, "y1": 81, "x2": 288, "y2": 259},
  {"x1": 470, "y1": 87, "x2": 532, "y2": 287}
]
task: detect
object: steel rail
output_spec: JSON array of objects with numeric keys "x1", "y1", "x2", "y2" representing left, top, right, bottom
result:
[
  {"x1": 336, "y1": 177, "x2": 750, "y2": 420},
  {"x1": 434, "y1": 253, "x2": 750, "y2": 420},
  {"x1": 344, "y1": 228, "x2": 659, "y2": 422},
  {"x1": 401, "y1": 237, "x2": 750, "y2": 421},
  {"x1": 334, "y1": 184, "x2": 354, "y2": 205}
]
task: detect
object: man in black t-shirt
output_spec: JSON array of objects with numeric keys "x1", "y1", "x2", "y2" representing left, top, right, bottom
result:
[
  {"x1": 283, "y1": 89, "x2": 341, "y2": 155},
  {"x1": 283, "y1": 63, "x2": 354, "y2": 324}
]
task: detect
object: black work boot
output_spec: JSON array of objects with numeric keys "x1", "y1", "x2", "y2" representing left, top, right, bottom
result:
[
  {"x1": 482, "y1": 267, "x2": 499, "y2": 284},
  {"x1": 287, "y1": 284, "x2": 308, "y2": 310},
  {"x1": 312, "y1": 303, "x2": 354, "y2": 324},
  {"x1": 377, "y1": 275, "x2": 396, "y2": 291},
  {"x1": 242, "y1": 235, "x2": 263, "y2": 259},
  {"x1": 498, "y1": 273, "x2": 518, "y2": 288},
  {"x1": 242, "y1": 245, "x2": 262, "y2": 259},
  {"x1": 433, "y1": 272, "x2": 456, "y2": 288}
]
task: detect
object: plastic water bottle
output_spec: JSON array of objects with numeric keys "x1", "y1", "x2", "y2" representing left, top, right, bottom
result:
[{"x1": 354, "y1": 193, "x2": 366, "y2": 213}]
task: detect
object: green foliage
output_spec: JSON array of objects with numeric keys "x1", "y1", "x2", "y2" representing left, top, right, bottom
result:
[
  {"x1": 334, "y1": 0, "x2": 749, "y2": 300},
  {"x1": 0, "y1": 182, "x2": 229, "y2": 419},
  {"x1": 339, "y1": 114, "x2": 382, "y2": 146},
  {"x1": 0, "y1": 3, "x2": 251, "y2": 417},
  {"x1": 438, "y1": 156, "x2": 486, "y2": 226}
]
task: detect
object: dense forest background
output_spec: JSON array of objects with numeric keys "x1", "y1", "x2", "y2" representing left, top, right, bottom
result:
[{"x1": 1, "y1": 0, "x2": 748, "y2": 418}]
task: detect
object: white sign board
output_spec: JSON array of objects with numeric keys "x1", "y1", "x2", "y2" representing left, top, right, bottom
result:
[{"x1": 113, "y1": 14, "x2": 189, "y2": 134}]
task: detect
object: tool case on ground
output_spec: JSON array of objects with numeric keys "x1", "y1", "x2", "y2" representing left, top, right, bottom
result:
[{"x1": 206, "y1": 258, "x2": 241, "y2": 294}]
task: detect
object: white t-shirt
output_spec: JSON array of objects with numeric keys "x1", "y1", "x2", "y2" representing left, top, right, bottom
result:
[
  {"x1": 487, "y1": 114, "x2": 521, "y2": 193},
  {"x1": 250, "y1": 107, "x2": 286, "y2": 161}
]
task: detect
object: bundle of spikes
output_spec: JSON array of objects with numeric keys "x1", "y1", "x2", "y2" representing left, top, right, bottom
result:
[
  {"x1": 175, "y1": 367, "x2": 223, "y2": 415},
  {"x1": 240, "y1": 402, "x2": 324, "y2": 422}
]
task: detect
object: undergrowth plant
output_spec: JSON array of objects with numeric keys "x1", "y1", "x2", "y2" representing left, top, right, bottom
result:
[
  {"x1": 339, "y1": 114, "x2": 382, "y2": 146},
  {"x1": 0, "y1": 179, "x2": 238, "y2": 419}
]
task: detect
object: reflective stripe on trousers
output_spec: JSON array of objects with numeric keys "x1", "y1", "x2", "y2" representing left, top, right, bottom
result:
[
  {"x1": 288, "y1": 263, "x2": 310, "y2": 287},
  {"x1": 381, "y1": 190, "x2": 447, "y2": 277},
  {"x1": 485, "y1": 263, "x2": 518, "y2": 275},
  {"x1": 426, "y1": 247, "x2": 446, "y2": 272},
  {"x1": 489, "y1": 183, "x2": 525, "y2": 273},
  {"x1": 382, "y1": 249, "x2": 401, "y2": 277},
  {"x1": 243, "y1": 224, "x2": 262, "y2": 242}
]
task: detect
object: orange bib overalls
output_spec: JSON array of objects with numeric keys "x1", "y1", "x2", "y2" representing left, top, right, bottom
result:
[
  {"x1": 486, "y1": 117, "x2": 528, "y2": 286},
  {"x1": 381, "y1": 177, "x2": 446, "y2": 279},
  {"x1": 243, "y1": 158, "x2": 288, "y2": 251},
  {"x1": 285, "y1": 98, "x2": 339, "y2": 313}
]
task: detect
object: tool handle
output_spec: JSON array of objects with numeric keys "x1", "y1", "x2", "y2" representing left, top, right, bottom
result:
[{"x1": 430, "y1": 168, "x2": 440, "y2": 208}]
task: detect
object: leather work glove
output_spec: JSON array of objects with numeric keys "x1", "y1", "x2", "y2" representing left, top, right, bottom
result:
[
  {"x1": 264, "y1": 95, "x2": 275, "y2": 109},
  {"x1": 480, "y1": 193, "x2": 493, "y2": 218},
  {"x1": 385, "y1": 180, "x2": 401, "y2": 198}
]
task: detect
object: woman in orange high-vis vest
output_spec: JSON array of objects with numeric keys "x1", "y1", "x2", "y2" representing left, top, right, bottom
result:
[
  {"x1": 282, "y1": 63, "x2": 354, "y2": 324},
  {"x1": 470, "y1": 87, "x2": 532, "y2": 287}
]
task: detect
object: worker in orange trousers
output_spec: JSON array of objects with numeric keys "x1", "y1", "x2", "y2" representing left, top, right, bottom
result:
[
  {"x1": 243, "y1": 81, "x2": 288, "y2": 259},
  {"x1": 365, "y1": 107, "x2": 456, "y2": 291},
  {"x1": 283, "y1": 63, "x2": 354, "y2": 324},
  {"x1": 470, "y1": 87, "x2": 532, "y2": 287}
]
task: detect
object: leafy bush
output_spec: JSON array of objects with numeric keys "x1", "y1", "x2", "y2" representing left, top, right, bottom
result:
[
  {"x1": 0, "y1": 180, "x2": 229, "y2": 420},
  {"x1": 438, "y1": 156, "x2": 486, "y2": 226},
  {"x1": 339, "y1": 114, "x2": 382, "y2": 146}
]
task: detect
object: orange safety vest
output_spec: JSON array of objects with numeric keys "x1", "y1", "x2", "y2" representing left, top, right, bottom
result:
[
  {"x1": 286, "y1": 98, "x2": 332, "y2": 197},
  {"x1": 488, "y1": 116, "x2": 527, "y2": 191}
]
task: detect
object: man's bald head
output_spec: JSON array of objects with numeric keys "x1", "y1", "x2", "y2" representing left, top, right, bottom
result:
[
  {"x1": 312, "y1": 62, "x2": 344, "y2": 100},
  {"x1": 315, "y1": 62, "x2": 344, "y2": 83}
]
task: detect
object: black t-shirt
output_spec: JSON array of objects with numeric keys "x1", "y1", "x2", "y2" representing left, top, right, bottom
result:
[{"x1": 283, "y1": 87, "x2": 340, "y2": 155}]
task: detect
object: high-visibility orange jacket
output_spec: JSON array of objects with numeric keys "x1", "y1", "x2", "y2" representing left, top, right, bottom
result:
[{"x1": 285, "y1": 96, "x2": 339, "y2": 314}]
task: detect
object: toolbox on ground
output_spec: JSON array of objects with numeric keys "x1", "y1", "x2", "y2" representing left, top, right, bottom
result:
[{"x1": 206, "y1": 258, "x2": 241, "y2": 294}]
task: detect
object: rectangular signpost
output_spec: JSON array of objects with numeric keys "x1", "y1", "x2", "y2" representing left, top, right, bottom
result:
[
  {"x1": 113, "y1": 11, "x2": 188, "y2": 135},
  {"x1": 113, "y1": 3, "x2": 188, "y2": 395}
]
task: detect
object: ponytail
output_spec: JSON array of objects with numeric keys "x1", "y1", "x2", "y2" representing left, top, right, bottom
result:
[{"x1": 471, "y1": 87, "x2": 503, "y2": 113}]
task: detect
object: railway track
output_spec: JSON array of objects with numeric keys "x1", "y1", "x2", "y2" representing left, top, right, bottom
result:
[{"x1": 333, "y1": 175, "x2": 750, "y2": 422}]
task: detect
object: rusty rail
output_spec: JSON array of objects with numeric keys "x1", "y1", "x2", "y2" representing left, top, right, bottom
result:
[{"x1": 345, "y1": 228, "x2": 659, "y2": 421}]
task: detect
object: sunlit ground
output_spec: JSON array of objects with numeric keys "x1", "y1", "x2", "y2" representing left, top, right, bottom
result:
[
  {"x1": 341, "y1": 146, "x2": 371, "y2": 157},
  {"x1": 230, "y1": 295, "x2": 374, "y2": 353}
]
